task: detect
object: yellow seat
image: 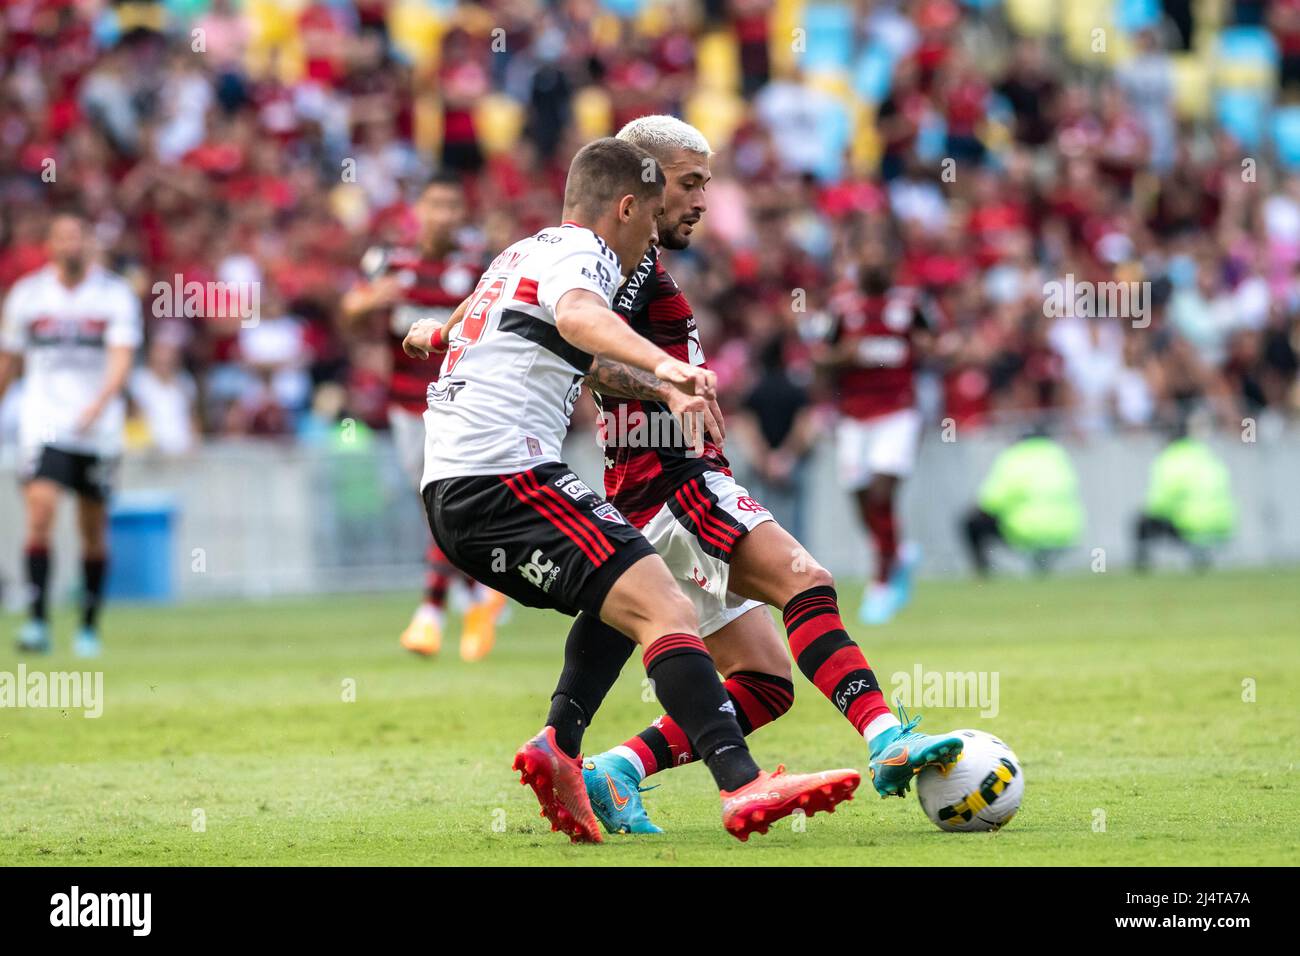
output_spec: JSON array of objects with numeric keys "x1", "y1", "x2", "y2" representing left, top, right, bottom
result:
[
  {"x1": 474, "y1": 94, "x2": 525, "y2": 156},
  {"x1": 1170, "y1": 53, "x2": 1213, "y2": 120},
  {"x1": 1005, "y1": 0, "x2": 1058, "y2": 38}
]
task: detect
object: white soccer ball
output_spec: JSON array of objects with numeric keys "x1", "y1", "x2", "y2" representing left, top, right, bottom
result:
[{"x1": 916, "y1": 730, "x2": 1023, "y2": 832}]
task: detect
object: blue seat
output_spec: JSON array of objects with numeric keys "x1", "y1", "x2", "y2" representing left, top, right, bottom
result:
[
  {"x1": 801, "y1": 3, "x2": 855, "y2": 74},
  {"x1": 1273, "y1": 106, "x2": 1300, "y2": 169},
  {"x1": 853, "y1": 43, "x2": 896, "y2": 104},
  {"x1": 1215, "y1": 89, "x2": 1269, "y2": 149}
]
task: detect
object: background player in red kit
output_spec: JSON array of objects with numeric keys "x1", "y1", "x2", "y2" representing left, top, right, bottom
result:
[
  {"x1": 342, "y1": 174, "x2": 505, "y2": 660},
  {"x1": 816, "y1": 241, "x2": 933, "y2": 625},
  {"x1": 560, "y1": 117, "x2": 963, "y2": 835}
]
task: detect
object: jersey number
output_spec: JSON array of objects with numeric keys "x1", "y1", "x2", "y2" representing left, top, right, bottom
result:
[{"x1": 443, "y1": 276, "x2": 506, "y2": 374}]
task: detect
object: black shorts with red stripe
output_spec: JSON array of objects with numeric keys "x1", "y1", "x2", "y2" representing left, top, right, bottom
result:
[{"x1": 422, "y1": 460, "x2": 657, "y2": 617}]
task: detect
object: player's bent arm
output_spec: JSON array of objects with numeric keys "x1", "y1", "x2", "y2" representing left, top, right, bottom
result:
[
  {"x1": 402, "y1": 294, "x2": 471, "y2": 359},
  {"x1": 75, "y1": 344, "x2": 134, "y2": 434},
  {"x1": 584, "y1": 355, "x2": 670, "y2": 401},
  {"x1": 0, "y1": 350, "x2": 19, "y2": 402},
  {"x1": 554, "y1": 289, "x2": 715, "y2": 399}
]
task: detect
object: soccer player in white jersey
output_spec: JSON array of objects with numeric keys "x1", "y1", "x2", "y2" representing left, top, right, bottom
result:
[
  {"x1": 0, "y1": 211, "x2": 142, "y2": 657},
  {"x1": 403, "y1": 138, "x2": 859, "y2": 843}
]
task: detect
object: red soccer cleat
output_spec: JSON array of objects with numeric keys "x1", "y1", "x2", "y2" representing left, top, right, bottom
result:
[
  {"x1": 721, "y1": 765, "x2": 861, "y2": 842},
  {"x1": 513, "y1": 727, "x2": 603, "y2": 844}
]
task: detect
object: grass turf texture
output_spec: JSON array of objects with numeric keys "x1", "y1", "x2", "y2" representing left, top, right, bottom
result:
[{"x1": 2, "y1": 569, "x2": 1297, "y2": 866}]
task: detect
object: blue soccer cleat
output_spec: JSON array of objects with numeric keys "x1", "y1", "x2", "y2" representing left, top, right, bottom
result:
[
  {"x1": 74, "y1": 626, "x2": 102, "y2": 659},
  {"x1": 16, "y1": 619, "x2": 51, "y2": 654},
  {"x1": 859, "y1": 582, "x2": 898, "y2": 626},
  {"x1": 890, "y1": 542, "x2": 920, "y2": 612},
  {"x1": 869, "y1": 705, "x2": 964, "y2": 798},
  {"x1": 582, "y1": 752, "x2": 663, "y2": 834}
]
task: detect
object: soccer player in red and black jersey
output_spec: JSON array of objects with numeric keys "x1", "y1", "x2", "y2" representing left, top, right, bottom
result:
[
  {"x1": 816, "y1": 243, "x2": 932, "y2": 625},
  {"x1": 547, "y1": 116, "x2": 964, "y2": 835},
  {"x1": 342, "y1": 174, "x2": 505, "y2": 660}
]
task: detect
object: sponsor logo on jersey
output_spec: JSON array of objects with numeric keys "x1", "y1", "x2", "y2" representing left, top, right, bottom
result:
[
  {"x1": 525, "y1": 437, "x2": 542, "y2": 457},
  {"x1": 592, "y1": 502, "x2": 625, "y2": 524},
  {"x1": 428, "y1": 379, "x2": 466, "y2": 404},
  {"x1": 615, "y1": 251, "x2": 656, "y2": 313},
  {"x1": 518, "y1": 549, "x2": 560, "y2": 592},
  {"x1": 554, "y1": 473, "x2": 595, "y2": 501}
]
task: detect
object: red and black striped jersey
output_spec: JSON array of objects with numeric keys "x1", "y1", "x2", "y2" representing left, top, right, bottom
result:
[
  {"x1": 360, "y1": 245, "x2": 483, "y2": 413},
  {"x1": 597, "y1": 247, "x2": 729, "y2": 528},
  {"x1": 828, "y1": 286, "x2": 927, "y2": 421}
]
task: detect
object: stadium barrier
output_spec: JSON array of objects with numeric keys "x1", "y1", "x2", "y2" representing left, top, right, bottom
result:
[{"x1": 1, "y1": 422, "x2": 1297, "y2": 605}]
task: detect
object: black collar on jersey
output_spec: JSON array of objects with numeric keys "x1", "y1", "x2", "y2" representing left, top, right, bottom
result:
[{"x1": 614, "y1": 246, "x2": 659, "y2": 318}]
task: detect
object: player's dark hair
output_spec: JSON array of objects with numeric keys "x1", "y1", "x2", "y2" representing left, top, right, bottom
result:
[
  {"x1": 562, "y1": 138, "x2": 665, "y2": 218},
  {"x1": 424, "y1": 170, "x2": 464, "y2": 192}
]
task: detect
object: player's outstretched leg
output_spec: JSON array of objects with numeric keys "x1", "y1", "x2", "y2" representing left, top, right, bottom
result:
[
  {"x1": 729, "y1": 521, "x2": 964, "y2": 797},
  {"x1": 583, "y1": 607, "x2": 794, "y2": 834},
  {"x1": 599, "y1": 556, "x2": 859, "y2": 841}
]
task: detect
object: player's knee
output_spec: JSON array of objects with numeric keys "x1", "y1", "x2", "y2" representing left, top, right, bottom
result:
[
  {"x1": 805, "y1": 563, "x2": 835, "y2": 592},
  {"x1": 657, "y1": 588, "x2": 699, "y2": 636}
]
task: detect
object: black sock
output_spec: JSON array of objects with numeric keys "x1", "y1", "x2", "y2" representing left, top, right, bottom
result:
[
  {"x1": 546, "y1": 612, "x2": 636, "y2": 757},
  {"x1": 26, "y1": 546, "x2": 50, "y2": 622},
  {"x1": 83, "y1": 556, "x2": 108, "y2": 629},
  {"x1": 643, "y1": 633, "x2": 759, "y2": 792}
]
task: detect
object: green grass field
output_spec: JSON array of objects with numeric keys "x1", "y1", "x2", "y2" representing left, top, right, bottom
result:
[{"x1": 2, "y1": 569, "x2": 1297, "y2": 866}]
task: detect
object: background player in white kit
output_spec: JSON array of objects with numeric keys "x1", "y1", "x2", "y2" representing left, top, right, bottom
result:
[{"x1": 0, "y1": 211, "x2": 142, "y2": 656}]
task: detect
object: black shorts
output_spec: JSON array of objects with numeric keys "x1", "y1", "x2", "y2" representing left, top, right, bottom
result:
[
  {"x1": 423, "y1": 461, "x2": 657, "y2": 617},
  {"x1": 22, "y1": 446, "x2": 117, "y2": 502}
]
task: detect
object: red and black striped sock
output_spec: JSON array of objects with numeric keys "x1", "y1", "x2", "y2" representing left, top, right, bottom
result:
[
  {"x1": 863, "y1": 498, "x2": 899, "y2": 583},
  {"x1": 642, "y1": 633, "x2": 758, "y2": 792},
  {"x1": 423, "y1": 543, "x2": 452, "y2": 607},
  {"x1": 623, "y1": 670, "x2": 795, "y2": 777},
  {"x1": 783, "y1": 585, "x2": 891, "y2": 735}
]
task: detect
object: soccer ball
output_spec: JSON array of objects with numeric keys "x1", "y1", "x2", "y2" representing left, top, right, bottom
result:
[{"x1": 916, "y1": 730, "x2": 1023, "y2": 832}]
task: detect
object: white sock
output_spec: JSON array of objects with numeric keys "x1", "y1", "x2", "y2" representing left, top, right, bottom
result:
[
  {"x1": 415, "y1": 602, "x2": 443, "y2": 626},
  {"x1": 610, "y1": 745, "x2": 646, "y2": 782},
  {"x1": 864, "y1": 712, "x2": 901, "y2": 747}
]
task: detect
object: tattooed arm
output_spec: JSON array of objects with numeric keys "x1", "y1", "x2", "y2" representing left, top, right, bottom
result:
[
  {"x1": 585, "y1": 356, "x2": 726, "y2": 448},
  {"x1": 585, "y1": 355, "x2": 672, "y2": 401}
]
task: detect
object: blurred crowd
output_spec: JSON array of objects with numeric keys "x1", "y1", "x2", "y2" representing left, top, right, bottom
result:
[{"x1": 1, "y1": 0, "x2": 1299, "y2": 456}]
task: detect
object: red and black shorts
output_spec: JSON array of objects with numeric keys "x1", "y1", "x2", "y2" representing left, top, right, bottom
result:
[{"x1": 422, "y1": 461, "x2": 657, "y2": 617}]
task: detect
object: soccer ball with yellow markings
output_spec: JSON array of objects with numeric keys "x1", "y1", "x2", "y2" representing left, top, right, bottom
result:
[{"x1": 917, "y1": 730, "x2": 1023, "y2": 832}]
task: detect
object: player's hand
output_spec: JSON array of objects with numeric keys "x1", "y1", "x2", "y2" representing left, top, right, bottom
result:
[
  {"x1": 654, "y1": 358, "x2": 716, "y2": 401},
  {"x1": 665, "y1": 387, "x2": 725, "y2": 453},
  {"x1": 369, "y1": 275, "x2": 404, "y2": 309},
  {"x1": 74, "y1": 399, "x2": 106, "y2": 436},
  {"x1": 403, "y1": 319, "x2": 446, "y2": 360}
]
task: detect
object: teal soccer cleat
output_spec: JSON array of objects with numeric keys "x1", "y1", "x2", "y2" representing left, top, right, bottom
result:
[
  {"x1": 74, "y1": 626, "x2": 102, "y2": 659},
  {"x1": 16, "y1": 619, "x2": 51, "y2": 654},
  {"x1": 582, "y1": 753, "x2": 663, "y2": 834},
  {"x1": 869, "y1": 705, "x2": 964, "y2": 798}
]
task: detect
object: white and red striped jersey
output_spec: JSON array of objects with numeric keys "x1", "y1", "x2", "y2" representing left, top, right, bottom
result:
[
  {"x1": 421, "y1": 223, "x2": 621, "y2": 487},
  {"x1": 0, "y1": 264, "x2": 142, "y2": 457}
]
